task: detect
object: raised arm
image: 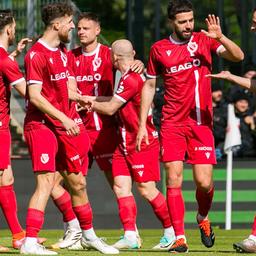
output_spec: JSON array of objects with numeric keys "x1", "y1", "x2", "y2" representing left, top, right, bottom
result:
[{"x1": 201, "y1": 14, "x2": 244, "y2": 62}]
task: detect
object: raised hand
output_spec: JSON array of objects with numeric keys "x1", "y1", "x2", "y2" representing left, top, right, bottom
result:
[{"x1": 201, "y1": 14, "x2": 223, "y2": 40}]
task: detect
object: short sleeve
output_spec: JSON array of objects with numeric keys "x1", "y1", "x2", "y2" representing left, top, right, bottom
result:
[
  {"x1": 146, "y1": 45, "x2": 161, "y2": 79},
  {"x1": 2, "y1": 56, "x2": 24, "y2": 86}
]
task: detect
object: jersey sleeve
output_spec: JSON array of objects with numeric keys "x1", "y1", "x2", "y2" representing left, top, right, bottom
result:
[
  {"x1": 25, "y1": 51, "x2": 45, "y2": 85},
  {"x1": 114, "y1": 74, "x2": 139, "y2": 103},
  {"x1": 2, "y1": 56, "x2": 25, "y2": 86},
  {"x1": 146, "y1": 45, "x2": 161, "y2": 79},
  {"x1": 209, "y1": 37, "x2": 224, "y2": 56}
]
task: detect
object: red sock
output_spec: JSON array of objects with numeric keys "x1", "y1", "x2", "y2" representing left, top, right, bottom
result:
[
  {"x1": 117, "y1": 196, "x2": 137, "y2": 231},
  {"x1": 0, "y1": 185, "x2": 23, "y2": 235},
  {"x1": 53, "y1": 191, "x2": 76, "y2": 222},
  {"x1": 73, "y1": 203, "x2": 93, "y2": 230},
  {"x1": 149, "y1": 192, "x2": 172, "y2": 228},
  {"x1": 251, "y1": 216, "x2": 256, "y2": 236},
  {"x1": 26, "y1": 208, "x2": 44, "y2": 238},
  {"x1": 196, "y1": 186, "x2": 214, "y2": 218},
  {"x1": 167, "y1": 187, "x2": 185, "y2": 237}
]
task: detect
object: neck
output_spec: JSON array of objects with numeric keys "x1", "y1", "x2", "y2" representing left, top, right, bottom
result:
[
  {"x1": 171, "y1": 32, "x2": 189, "y2": 43},
  {"x1": 82, "y1": 40, "x2": 98, "y2": 53},
  {"x1": 41, "y1": 29, "x2": 60, "y2": 48},
  {"x1": 119, "y1": 60, "x2": 133, "y2": 74},
  {"x1": 0, "y1": 38, "x2": 8, "y2": 50}
]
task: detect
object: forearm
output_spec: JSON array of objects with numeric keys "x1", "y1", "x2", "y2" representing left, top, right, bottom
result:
[
  {"x1": 218, "y1": 35, "x2": 244, "y2": 62},
  {"x1": 139, "y1": 80, "x2": 156, "y2": 127},
  {"x1": 227, "y1": 74, "x2": 256, "y2": 92},
  {"x1": 92, "y1": 101, "x2": 115, "y2": 115},
  {"x1": 30, "y1": 94, "x2": 67, "y2": 122}
]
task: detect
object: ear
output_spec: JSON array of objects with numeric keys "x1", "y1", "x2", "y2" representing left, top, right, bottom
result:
[
  {"x1": 95, "y1": 25, "x2": 101, "y2": 36},
  {"x1": 52, "y1": 22, "x2": 60, "y2": 31},
  {"x1": 6, "y1": 24, "x2": 12, "y2": 36},
  {"x1": 132, "y1": 50, "x2": 136, "y2": 57}
]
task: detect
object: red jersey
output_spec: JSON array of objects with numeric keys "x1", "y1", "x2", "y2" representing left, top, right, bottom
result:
[
  {"x1": 146, "y1": 32, "x2": 223, "y2": 127},
  {"x1": 114, "y1": 70, "x2": 158, "y2": 154},
  {"x1": 0, "y1": 46, "x2": 25, "y2": 129},
  {"x1": 24, "y1": 39, "x2": 77, "y2": 133},
  {"x1": 68, "y1": 43, "x2": 115, "y2": 131}
]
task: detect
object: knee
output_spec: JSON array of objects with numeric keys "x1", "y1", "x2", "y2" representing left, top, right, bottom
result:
[
  {"x1": 166, "y1": 173, "x2": 182, "y2": 187},
  {"x1": 70, "y1": 177, "x2": 86, "y2": 194},
  {"x1": 196, "y1": 180, "x2": 213, "y2": 191},
  {"x1": 113, "y1": 183, "x2": 130, "y2": 198}
]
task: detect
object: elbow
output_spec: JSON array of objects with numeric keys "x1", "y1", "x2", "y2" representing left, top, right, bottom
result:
[{"x1": 234, "y1": 51, "x2": 244, "y2": 62}]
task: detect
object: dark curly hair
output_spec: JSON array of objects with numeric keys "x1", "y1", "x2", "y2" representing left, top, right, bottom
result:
[
  {"x1": 42, "y1": 2, "x2": 74, "y2": 27},
  {"x1": 0, "y1": 9, "x2": 14, "y2": 32},
  {"x1": 167, "y1": 0, "x2": 193, "y2": 20}
]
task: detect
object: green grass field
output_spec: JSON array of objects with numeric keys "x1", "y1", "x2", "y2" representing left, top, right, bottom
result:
[{"x1": 0, "y1": 228, "x2": 253, "y2": 255}]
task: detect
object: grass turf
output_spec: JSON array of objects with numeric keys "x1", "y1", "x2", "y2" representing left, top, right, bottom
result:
[{"x1": 0, "y1": 228, "x2": 253, "y2": 255}]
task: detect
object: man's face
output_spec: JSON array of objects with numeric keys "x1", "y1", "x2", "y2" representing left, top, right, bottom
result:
[
  {"x1": 8, "y1": 19, "x2": 16, "y2": 46},
  {"x1": 58, "y1": 15, "x2": 75, "y2": 43},
  {"x1": 251, "y1": 11, "x2": 256, "y2": 32},
  {"x1": 77, "y1": 18, "x2": 100, "y2": 46},
  {"x1": 170, "y1": 11, "x2": 194, "y2": 41}
]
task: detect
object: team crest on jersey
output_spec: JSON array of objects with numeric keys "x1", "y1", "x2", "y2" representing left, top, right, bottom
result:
[
  {"x1": 30, "y1": 51, "x2": 36, "y2": 60},
  {"x1": 187, "y1": 37, "x2": 198, "y2": 57},
  {"x1": 166, "y1": 50, "x2": 172, "y2": 56},
  {"x1": 92, "y1": 57, "x2": 102, "y2": 71},
  {"x1": 76, "y1": 60, "x2": 80, "y2": 67},
  {"x1": 60, "y1": 51, "x2": 68, "y2": 67},
  {"x1": 40, "y1": 154, "x2": 49, "y2": 164}
]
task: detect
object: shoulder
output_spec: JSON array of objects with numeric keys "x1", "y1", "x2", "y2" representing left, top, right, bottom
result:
[{"x1": 69, "y1": 46, "x2": 82, "y2": 57}]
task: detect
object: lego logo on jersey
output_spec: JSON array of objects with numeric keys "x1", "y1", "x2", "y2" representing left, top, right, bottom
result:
[
  {"x1": 50, "y1": 71, "x2": 70, "y2": 81},
  {"x1": 166, "y1": 59, "x2": 200, "y2": 74},
  {"x1": 76, "y1": 73, "x2": 101, "y2": 82},
  {"x1": 40, "y1": 154, "x2": 49, "y2": 164}
]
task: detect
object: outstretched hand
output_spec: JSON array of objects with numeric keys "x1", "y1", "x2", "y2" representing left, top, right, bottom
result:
[
  {"x1": 77, "y1": 95, "x2": 96, "y2": 111},
  {"x1": 206, "y1": 70, "x2": 231, "y2": 80},
  {"x1": 201, "y1": 14, "x2": 223, "y2": 40}
]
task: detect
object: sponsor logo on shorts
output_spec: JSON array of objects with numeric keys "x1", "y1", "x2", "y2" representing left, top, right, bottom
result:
[
  {"x1": 194, "y1": 146, "x2": 213, "y2": 151},
  {"x1": 70, "y1": 154, "x2": 80, "y2": 161},
  {"x1": 152, "y1": 130, "x2": 158, "y2": 138},
  {"x1": 205, "y1": 152, "x2": 211, "y2": 159},
  {"x1": 73, "y1": 118, "x2": 83, "y2": 125},
  {"x1": 0, "y1": 121, "x2": 2, "y2": 127},
  {"x1": 132, "y1": 164, "x2": 144, "y2": 169},
  {"x1": 40, "y1": 154, "x2": 49, "y2": 164}
]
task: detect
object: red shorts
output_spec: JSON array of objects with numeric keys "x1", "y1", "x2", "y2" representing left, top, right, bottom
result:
[
  {"x1": 56, "y1": 129, "x2": 90, "y2": 175},
  {"x1": 88, "y1": 126, "x2": 118, "y2": 171},
  {"x1": 24, "y1": 124, "x2": 58, "y2": 172},
  {"x1": 25, "y1": 123, "x2": 90, "y2": 174},
  {"x1": 0, "y1": 128, "x2": 11, "y2": 170},
  {"x1": 112, "y1": 141, "x2": 160, "y2": 183},
  {"x1": 160, "y1": 124, "x2": 216, "y2": 164}
]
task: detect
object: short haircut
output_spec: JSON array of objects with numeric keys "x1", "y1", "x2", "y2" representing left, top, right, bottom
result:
[
  {"x1": 253, "y1": 7, "x2": 256, "y2": 14},
  {"x1": 41, "y1": 2, "x2": 74, "y2": 27},
  {"x1": 167, "y1": 0, "x2": 193, "y2": 20},
  {"x1": 77, "y1": 12, "x2": 100, "y2": 25},
  {"x1": 0, "y1": 9, "x2": 14, "y2": 31}
]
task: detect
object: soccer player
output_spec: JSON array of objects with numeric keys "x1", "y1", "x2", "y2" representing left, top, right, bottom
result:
[
  {"x1": 0, "y1": 9, "x2": 41, "y2": 251},
  {"x1": 136, "y1": 0, "x2": 244, "y2": 253},
  {"x1": 20, "y1": 3, "x2": 118, "y2": 255},
  {"x1": 207, "y1": 8, "x2": 256, "y2": 253},
  {"x1": 50, "y1": 12, "x2": 144, "y2": 250},
  {"x1": 83, "y1": 39, "x2": 175, "y2": 250}
]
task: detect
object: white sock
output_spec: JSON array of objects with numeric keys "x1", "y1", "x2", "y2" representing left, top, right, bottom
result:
[
  {"x1": 164, "y1": 226, "x2": 175, "y2": 239},
  {"x1": 82, "y1": 228, "x2": 98, "y2": 241},
  {"x1": 176, "y1": 235, "x2": 186, "y2": 243},
  {"x1": 249, "y1": 235, "x2": 256, "y2": 242},
  {"x1": 197, "y1": 213, "x2": 208, "y2": 223},
  {"x1": 67, "y1": 218, "x2": 81, "y2": 230},
  {"x1": 124, "y1": 231, "x2": 137, "y2": 242},
  {"x1": 24, "y1": 237, "x2": 37, "y2": 246}
]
